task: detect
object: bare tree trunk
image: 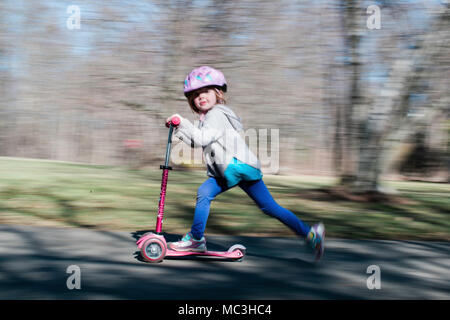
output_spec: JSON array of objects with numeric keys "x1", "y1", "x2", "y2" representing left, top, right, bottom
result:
[{"x1": 339, "y1": 0, "x2": 361, "y2": 187}]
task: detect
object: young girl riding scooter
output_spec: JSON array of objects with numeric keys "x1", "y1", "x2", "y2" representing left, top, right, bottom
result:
[{"x1": 166, "y1": 66, "x2": 325, "y2": 261}]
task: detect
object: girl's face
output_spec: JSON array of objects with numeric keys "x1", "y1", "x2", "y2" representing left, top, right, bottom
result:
[{"x1": 192, "y1": 87, "x2": 218, "y2": 113}]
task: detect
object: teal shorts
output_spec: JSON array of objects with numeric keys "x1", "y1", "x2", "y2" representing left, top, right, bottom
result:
[{"x1": 223, "y1": 157, "x2": 263, "y2": 188}]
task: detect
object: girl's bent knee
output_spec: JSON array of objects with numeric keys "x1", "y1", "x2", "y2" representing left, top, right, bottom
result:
[{"x1": 197, "y1": 189, "x2": 215, "y2": 202}]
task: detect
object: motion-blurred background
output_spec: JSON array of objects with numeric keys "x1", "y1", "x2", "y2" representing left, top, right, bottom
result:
[{"x1": 0, "y1": 0, "x2": 448, "y2": 239}]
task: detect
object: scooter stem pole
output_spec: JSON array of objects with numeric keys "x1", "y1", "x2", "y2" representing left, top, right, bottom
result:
[
  {"x1": 156, "y1": 168, "x2": 169, "y2": 234},
  {"x1": 156, "y1": 119, "x2": 179, "y2": 234},
  {"x1": 163, "y1": 125, "x2": 175, "y2": 167}
]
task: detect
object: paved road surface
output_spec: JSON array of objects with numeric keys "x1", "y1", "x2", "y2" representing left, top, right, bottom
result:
[{"x1": 0, "y1": 224, "x2": 448, "y2": 299}]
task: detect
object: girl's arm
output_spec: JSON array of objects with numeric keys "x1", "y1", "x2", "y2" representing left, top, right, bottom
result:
[
  {"x1": 174, "y1": 114, "x2": 226, "y2": 148},
  {"x1": 174, "y1": 127, "x2": 202, "y2": 148}
]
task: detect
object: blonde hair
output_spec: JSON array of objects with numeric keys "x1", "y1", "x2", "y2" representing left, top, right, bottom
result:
[{"x1": 187, "y1": 87, "x2": 227, "y2": 114}]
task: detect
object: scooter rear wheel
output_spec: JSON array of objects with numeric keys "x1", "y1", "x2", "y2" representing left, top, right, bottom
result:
[{"x1": 141, "y1": 237, "x2": 167, "y2": 263}]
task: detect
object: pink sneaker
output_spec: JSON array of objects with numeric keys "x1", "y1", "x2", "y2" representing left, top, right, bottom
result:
[
  {"x1": 168, "y1": 232, "x2": 207, "y2": 252},
  {"x1": 306, "y1": 223, "x2": 325, "y2": 261}
]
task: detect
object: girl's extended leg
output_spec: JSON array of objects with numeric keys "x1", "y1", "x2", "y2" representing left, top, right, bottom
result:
[
  {"x1": 190, "y1": 177, "x2": 229, "y2": 240},
  {"x1": 238, "y1": 179, "x2": 311, "y2": 237}
]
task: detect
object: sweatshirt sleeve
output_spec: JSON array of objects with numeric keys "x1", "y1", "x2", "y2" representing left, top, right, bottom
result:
[{"x1": 174, "y1": 112, "x2": 226, "y2": 148}]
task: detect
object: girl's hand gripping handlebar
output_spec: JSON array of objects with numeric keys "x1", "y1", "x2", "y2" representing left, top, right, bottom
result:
[{"x1": 165, "y1": 114, "x2": 181, "y2": 128}]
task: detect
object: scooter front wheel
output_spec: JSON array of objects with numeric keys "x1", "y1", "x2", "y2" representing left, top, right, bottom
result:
[
  {"x1": 141, "y1": 237, "x2": 167, "y2": 263},
  {"x1": 228, "y1": 244, "x2": 246, "y2": 262}
]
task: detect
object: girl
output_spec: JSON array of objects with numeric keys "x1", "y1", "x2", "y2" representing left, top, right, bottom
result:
[{"x1": 165, "y1": 66, "x2": 325, "y2": 261}]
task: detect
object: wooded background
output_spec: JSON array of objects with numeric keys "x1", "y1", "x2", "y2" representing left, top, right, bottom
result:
[{"x1": 0, "y1": 0, "x2": 448, "y2": 193}]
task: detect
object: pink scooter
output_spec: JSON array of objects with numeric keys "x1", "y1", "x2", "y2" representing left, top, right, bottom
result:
[{"x1": 136, "y1": 116, "x2": 246, "y2": 263}]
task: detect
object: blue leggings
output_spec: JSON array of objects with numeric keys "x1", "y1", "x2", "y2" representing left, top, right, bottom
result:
[{"x1": 190, "y1": 177, "x2": 311, "y2": 240}]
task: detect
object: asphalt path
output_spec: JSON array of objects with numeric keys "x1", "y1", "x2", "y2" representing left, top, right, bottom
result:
[{"x1": 0, "y1": 224, "x2": 448, "y2": 299}]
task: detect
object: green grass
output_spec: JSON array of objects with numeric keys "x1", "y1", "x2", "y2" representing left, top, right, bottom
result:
[{"x1": 0, "y1": 157, "x2": 448, "y2": 241}]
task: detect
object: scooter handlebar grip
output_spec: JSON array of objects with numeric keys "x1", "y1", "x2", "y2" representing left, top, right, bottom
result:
[
  {"x1": 171, "y1": 116, "x2": 181, "y2": 127},
  {"x1": 165, "y1": 116, "x2": 181, "y2": 128}
]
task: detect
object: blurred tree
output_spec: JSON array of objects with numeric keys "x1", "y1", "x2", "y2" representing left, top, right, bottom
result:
[
  {"x1": 335, "y1": 0, "x2": 361, "y2": 187},
  {"x1": 339, "y1": 2, "x2": 449, "y2": 193}
]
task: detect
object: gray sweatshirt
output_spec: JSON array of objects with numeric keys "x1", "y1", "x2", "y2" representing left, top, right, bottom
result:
[{"x1": 174, "y1": 104, "x2": 261, "y2": 179}]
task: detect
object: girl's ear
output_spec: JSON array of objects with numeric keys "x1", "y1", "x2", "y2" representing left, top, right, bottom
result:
[{"x1": 214, "y1": 88, "x2": 225, "y2": 103}]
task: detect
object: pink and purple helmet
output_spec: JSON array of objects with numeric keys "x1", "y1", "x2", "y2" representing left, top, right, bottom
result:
[{"x1": 183, "y1": 66, "x2": 227, "y2": 97}]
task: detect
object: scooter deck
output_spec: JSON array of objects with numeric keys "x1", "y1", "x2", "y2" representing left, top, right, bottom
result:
[
  {"x1": 165, "y1": 249, "x2": 244, "y2": 259},
  {"x1": 136, "y1": 233, "x2": 246, "y2": 262}
]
